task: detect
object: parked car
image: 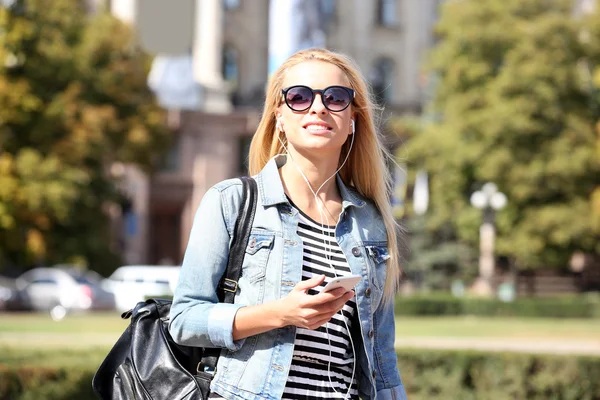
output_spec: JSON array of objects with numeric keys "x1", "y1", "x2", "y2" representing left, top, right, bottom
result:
[
  {"x1": 16, "y1": 267, "x2": 116, "y2": 313},
  {"x1": 0, "y1": 276, "x2": 31, "y2": 311},
  {"x1": 101, "y1": 265, "x2": 181, "y2": 312}
]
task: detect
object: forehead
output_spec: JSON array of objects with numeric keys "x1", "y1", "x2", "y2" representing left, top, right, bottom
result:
[{"x1": 283, "y1": 60, "x2": 350, "y2": 88}]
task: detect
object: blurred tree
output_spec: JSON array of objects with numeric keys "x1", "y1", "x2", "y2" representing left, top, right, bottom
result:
[
  {"x1": 402, "y1": 0, "x2": 600, "y2": 272},
  {"x1": 404, "y1": 215, "x2": 477, "y2": 291},
  {"x1": 0, "y1": 0, "x2": 169, "y2": 274}
]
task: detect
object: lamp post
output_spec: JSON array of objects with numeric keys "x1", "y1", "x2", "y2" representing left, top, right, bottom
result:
[{"x1": 470, "y1": 182, "x2": 507, "y2": 296}]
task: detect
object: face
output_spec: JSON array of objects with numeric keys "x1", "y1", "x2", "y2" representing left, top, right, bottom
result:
[{"x1": 276, "y1": 60, "x2": 355, "y2": 160}]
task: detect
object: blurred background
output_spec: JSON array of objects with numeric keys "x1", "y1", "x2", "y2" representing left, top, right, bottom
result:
[{"x1": 0, "y1": 0, "x2": 599, "y2": 399}]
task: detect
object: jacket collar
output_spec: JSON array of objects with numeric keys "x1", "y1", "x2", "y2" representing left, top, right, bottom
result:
[{"x1": 256, "y1": 155, "x2": 366, "y2": 209}]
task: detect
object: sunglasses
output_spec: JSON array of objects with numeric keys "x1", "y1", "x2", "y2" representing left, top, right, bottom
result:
[{"x1": 281, "y1": 85, "x2": 355, "y2": 112}]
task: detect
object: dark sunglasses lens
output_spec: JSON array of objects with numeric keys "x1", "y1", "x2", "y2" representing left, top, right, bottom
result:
[
  {"x1": 286, "y1": 87, "x2": 313, "y2": 111},
  {"x1": 323, "y1": 87, "x2": 351, "y2": 111}
]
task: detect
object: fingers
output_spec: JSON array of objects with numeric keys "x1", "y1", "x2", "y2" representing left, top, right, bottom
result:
[
  {"x1": 305, "y1": 316, "x2": 332, "y2": 330},
  {"x1": 318, "y1": 286, "x2": 351, "y2": 301},
  {"x1": 293, "y1": 274, "x2": 326, "y2": 292},
  {"x1": 298, "y1": 291, "x2": 355, "y2": 329},
  {"x1": 302, "y1": 297, "x2": 353, "y2": 329},
  {"x1": 317, "y1": 290, "x2": 355, "y2": 315}
]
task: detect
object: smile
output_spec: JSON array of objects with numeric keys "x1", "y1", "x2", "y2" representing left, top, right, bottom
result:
[
  {"x1": 305, "y1": 125, "x2": 331, "y2": 131},
  {"x1": 303, "y1": 123, "x2": 333, "y2": 133}
]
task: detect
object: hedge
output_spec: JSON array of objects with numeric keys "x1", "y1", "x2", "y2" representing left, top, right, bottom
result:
[
  {"x1": 395, "y1": 294, "x2": 600, "y2": 318},
  {"x1": 1, "y1": 349, "x2": 599, "y2": 399},
  {"x1": 399, "y1": 349, "x2": 600, "y2": 400},
  {"x1": 0, "y1": 366, "x2": 95, "y2": 400}
]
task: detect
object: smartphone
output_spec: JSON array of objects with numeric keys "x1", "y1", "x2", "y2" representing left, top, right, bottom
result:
[{"x1": 322, "y1": 274, "x2": 362, "y2": 293}]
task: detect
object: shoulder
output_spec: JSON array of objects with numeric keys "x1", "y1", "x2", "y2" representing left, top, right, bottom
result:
[
  {"x1": 344, "y1": 187, "x2": 388, "y2": 241},
  {"x1": 211, "y1": 177, "x2": 244, "y2": 193},
  {"x1": 346, "y1": 186, "x2": 383, "y2": 220},
  {"x1": 203, "y1": 178, "x2": 247, "y2": 234}
]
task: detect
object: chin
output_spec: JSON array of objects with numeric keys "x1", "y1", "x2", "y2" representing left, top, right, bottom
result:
[{"x1": 292, "y1": 142, "x2": 342, "y2": 158}]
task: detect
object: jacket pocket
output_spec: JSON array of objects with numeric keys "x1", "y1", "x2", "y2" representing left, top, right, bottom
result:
[
  {"x1": 365, "y1": 245, "x2": 389, "y2": 306},
  {"x1": 243, "y1": 231, "x2": 275, "y2": 283}
]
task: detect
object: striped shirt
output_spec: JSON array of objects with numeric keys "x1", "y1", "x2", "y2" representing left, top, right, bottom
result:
[
  {"x1": 282, "y1": 202, "x2": 358, "y2": 399},
  {"x1": 209, "y1": 203, "x2": 359, "y2": 399}
]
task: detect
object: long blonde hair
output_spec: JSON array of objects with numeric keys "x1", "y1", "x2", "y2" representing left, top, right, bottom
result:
[{"x1": 248, "y1": 48, "x2": 402, "y2": 305}]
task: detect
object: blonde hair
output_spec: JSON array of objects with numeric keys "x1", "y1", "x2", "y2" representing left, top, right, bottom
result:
[{"x1": 248, "y1": 48, "x2": 402, "y2": 305}]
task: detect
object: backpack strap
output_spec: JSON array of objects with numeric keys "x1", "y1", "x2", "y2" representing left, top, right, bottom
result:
[
  {"x1": 197, "y1": 176, "x2": 258, "y2": 380},
  {"x1": 217, "y1": 176, "x2": 258, "y2": 304}
]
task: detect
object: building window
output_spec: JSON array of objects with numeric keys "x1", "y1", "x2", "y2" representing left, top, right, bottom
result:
[
  {"x1": 320, "y1": 0, "x2": 336, "y2": 21},
  {"x1": 238, "y1": 136, "x2": 252, "y2": 174},
  {"x1": 222, "y1": 45, "x2": 239, "y2": 86},
  {"x1": 223, "y1": 0, "x2": 240, "y2": 10},
  {"x1": 159, "y1": 135, "x2": 180, "y2": 172},
  {"x1": 371, "y1": 57, "x2": 395, "y2": 105},
  {"x1": 377, "y1": 0, "x2": 397, "y2": 26}
]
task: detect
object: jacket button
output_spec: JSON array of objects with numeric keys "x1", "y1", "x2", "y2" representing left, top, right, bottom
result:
[
  {"x1": 372, "y1": 369, "x2": 377, "y2": 378},
  {"x1": 368, "y1": 329, "x2": 374, "y2": 338},
  {"x1": 351, "y1": 247, "x2": 361, "y2": 257},
  {"x1": 365, "y1": 288, "x2": 371, "y2": 297}
]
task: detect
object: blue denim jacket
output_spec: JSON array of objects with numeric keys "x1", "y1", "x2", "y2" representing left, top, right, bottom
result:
[{"x1": 169, "y1": 156, "x2": 407, "y2": 400}]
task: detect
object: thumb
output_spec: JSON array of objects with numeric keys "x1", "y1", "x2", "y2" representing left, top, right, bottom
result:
[{"x1": 294, "y1": 275, "x2": 325, "y2": 292}]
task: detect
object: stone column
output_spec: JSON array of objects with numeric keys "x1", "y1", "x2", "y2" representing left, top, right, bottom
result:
[
  {"x1": 110, "y1": 0, "x2": 137, "y2": 24},
  {"x1": 472, "y1": 210, "x2": 496, "y2": 296},
  {"x1": 122, "y1": 166, "x2": 150, "y2": 265},
  {"x1": 193, "y1": 0, "x2": 232, "y2": 113}
]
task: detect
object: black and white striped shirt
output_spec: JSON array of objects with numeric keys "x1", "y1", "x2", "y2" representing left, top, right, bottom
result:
[
  {"x1": 210, "y1": 203, "x2": 359, "y2": 400},
  {"x1": 282, "y1": 203, "x2": 358, "y2": 400}
]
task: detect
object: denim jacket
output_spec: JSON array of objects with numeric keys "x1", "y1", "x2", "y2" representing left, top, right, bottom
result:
[{"x1": 169, "y1": 156, "x2": 407, "y2": 400}]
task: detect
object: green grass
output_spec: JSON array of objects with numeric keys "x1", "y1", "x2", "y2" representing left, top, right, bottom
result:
[
  {"x1": 1, "y1": 313, "x2": 599, "y2": 369},
  {"x1": 0, "y1": 311, "x2": 127, "y2": 333},
  {"x1": 0, "y1": 346, "x2": 110, "y2": 368},
  {"x1": 1, "y1": 312, "x2": 599, "y2": 351},
  {"x1": 394, "y1": 316, "x2": 600, "y2": 340}
]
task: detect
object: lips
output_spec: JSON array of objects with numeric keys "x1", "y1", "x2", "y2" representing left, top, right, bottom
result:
[{"x1": 302, "y1": 121, "x2": 333, "y2": 131}]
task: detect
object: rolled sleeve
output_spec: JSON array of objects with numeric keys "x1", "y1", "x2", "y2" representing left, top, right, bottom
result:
[
  {"x1": 376, "y1": 385, "x2": 408, "y2": 400},
  {"x1": 208, "y1": 304, "x2": 246, "y2": 350}
]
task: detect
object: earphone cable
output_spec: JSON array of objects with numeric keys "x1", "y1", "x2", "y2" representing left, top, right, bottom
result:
[{"x1": 277, "y1": 124, "x2": 356, "y2": 399}]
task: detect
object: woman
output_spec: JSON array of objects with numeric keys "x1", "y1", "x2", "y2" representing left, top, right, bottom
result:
[{"x1": 169, "y1": 48, "x2": 407, "y2": 400}]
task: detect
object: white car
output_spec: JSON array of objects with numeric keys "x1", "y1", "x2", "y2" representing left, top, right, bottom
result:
[
  {"x1": 102, "y1": 265, "x2": 181, "y2": 312},
  {"x1": 16, "y1": 267, "x2": 116, "y2": 313}
]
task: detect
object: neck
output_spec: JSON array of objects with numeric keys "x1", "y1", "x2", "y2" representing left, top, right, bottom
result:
[{"x1": 279, "y1": 151, "x2": 342, "y2": 203}]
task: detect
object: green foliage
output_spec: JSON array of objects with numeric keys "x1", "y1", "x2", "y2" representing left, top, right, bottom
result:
[
  {"x1": 0, "y1": 365, "x2": 96, "y2": 400},
  {"x1": 399, "y1": 349, "x2": 600, "y2": 400},
  {"x1": 1, "y1": 348, "x2": 599, "y2": 399},
  {"x1": 404, "y1": 215, "x2": 478, "y2": 289},
  {"x1": 403, "y1": 0, "x2": 600, "y2": 270},
  {"x1": 0, "y1": 0, "x2": 169, "y2": 273},
  {"x1": 395, "y1": 293, "x2": 600, "y2": 318}
]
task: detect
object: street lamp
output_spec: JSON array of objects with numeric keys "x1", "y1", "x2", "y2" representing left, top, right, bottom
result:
[{"x1": 470, "y1": 182, "x2": 507, "y2": 295}]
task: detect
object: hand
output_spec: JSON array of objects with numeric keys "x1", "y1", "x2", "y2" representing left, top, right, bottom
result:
[{"x1": 277, "y1": 275, "x2": 355, "y2": 330}]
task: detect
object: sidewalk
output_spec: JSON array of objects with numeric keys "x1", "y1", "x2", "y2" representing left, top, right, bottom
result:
[{"x1": 395, "y1": 337, "x2": 600, "y2": 355}]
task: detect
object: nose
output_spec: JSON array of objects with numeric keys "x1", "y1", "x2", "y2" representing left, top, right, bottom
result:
[{"x1": 309, "y1": 92, "x2": 327, "y2": 115}]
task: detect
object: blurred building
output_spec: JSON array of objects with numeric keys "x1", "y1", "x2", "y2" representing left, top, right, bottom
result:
[{"x1": 107, "y1": 0, "x2": 442, "y2": 265}]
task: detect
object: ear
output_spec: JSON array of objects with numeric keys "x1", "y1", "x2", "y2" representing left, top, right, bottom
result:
[
  {"x1": 275, "y1": 105, "x2": 283, "y2": 121},
  {"x1": 275, "y1": 113, "x2": 283, "y2": 132}
]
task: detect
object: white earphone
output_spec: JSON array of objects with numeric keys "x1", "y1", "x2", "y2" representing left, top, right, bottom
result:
[{"x1": 351, "y1": 119, "x2": 355, "y2": 134}]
